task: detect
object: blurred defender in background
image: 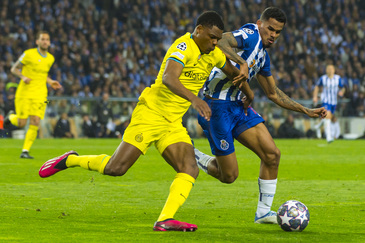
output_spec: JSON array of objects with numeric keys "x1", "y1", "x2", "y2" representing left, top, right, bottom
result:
[{"x1": 313, "y1": 64, "x2": 345, "y2": 143}]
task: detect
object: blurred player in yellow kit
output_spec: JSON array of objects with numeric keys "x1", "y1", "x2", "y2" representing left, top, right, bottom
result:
[
  {"x1": 5, "y1": 31, "x2": 62, "y2": 158},
  {"x1": 39, "y1": 11, "x2": 252, "y2": 231}
]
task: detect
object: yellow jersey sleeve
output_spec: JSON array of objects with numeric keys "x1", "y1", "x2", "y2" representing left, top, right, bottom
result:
[
  {"x1": 139, "y1": 32, "x2": 227, "y2": 122},
  {"x1": 15, "y1": 48, "x2": 55, "y2": 100}
]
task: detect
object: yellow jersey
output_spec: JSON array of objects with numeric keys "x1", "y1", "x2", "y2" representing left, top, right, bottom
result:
[
  {"x1": 139, "y1": 32, "x2": 227, "y2": 122},
  {"x1": 16, "y1": 48, "x2": 55, "y2": 101}
]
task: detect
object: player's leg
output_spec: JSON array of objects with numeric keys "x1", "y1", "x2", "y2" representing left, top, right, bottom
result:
[
  {"x1": 195, "y1": 147, "x2": 239, "y2": 183},
  {"x1": 20, "y1": 115, "x2": 40, "y2": 159},
  {"x1": 40, "y1": 102, "x2": 149, "y2": 178},
  {"x1": 324, "y1": 109, "x2": 333, "y2": 143},
  {"x1": 195, "y1": 98, "x2": 239, "y2": 183},
  {"x1": 7, "y1": 98, "x2": 28, "y2": 128},
  {"x1": 21, "y1": 99, "x2": 47, "y2": 158},
  {"x1": 153, "y1": 123, "x2": 199, "y2": 231},
  {"x1": 39, "y1": 140, "x2": 142, "y2": 178},
  {"x1": 236, "y1": 123, "x2": 280, "y2": 224},
  {"x1": 314, "y1": 119, "x2": 324, "y2": 138}
]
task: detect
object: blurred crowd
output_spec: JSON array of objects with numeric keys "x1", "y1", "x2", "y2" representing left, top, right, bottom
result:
[{"x1": 1, "y1": 0, "x2": 365, "y2": 126}]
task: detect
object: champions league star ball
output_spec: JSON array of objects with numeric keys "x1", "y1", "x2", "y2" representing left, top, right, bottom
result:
[{"x1": 277, "y1": 200, "x2": 310, "y2": 232}]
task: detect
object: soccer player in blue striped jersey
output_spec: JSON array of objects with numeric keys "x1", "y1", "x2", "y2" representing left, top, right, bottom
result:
[
  {"x1": 313, "y1": 64, "x2": 345, "y2": 143},
  {"x1": 194, "y1": 7, "x2": 327, "y2": 224}
]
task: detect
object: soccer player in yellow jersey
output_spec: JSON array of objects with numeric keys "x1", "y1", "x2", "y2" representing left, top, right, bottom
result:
[
  {"x1": 6, "y1": 31, "x2": 62, "y2": 159},
  {"x1": 39, "y1": 11, "x2": 253, "y2": 231}
]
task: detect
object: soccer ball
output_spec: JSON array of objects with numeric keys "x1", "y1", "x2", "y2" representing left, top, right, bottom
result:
[{"x1": 277, "y1": 200, "x2": 310, "y2": 232}]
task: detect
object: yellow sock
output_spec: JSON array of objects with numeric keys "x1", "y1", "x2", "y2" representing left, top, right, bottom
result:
[
  {"x1": 66, "y1": 154, "x2": 110, "y2": 174},
  {"x1": 22, "y1": 125, "x2": 38, "y2": 151},
  {"x1": 157, "y1": 173, "x2": 195, "y2": 222},
  {"x1": 9, "y1": 114, "x2": 19, "y2": 126}
]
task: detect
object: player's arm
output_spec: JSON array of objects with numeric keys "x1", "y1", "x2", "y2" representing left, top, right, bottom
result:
[
  {"x1": 338, "y1": 87, "x2": 346, "y2": 97},
  {"x1": 10, "y1": 60, "x2": 31, "y2": 84},
  {"x1": 312, "y1": 85, "x2": 320, "y2": 106},
  {"x1": 221, "y1": 58, "x2": 254, "y2": 113},
  {"x1": 257, "y1": 74, "x2": 327, "y2": 118},
  {"x1": 218, "y1": 32, "x2": 248, "y2": 84},
  {"x1": 47, "y1": 77, "x2": 62, "y2": 90},
  {"x1": 162, "y1": 59, "x2": 211, "y2": 121}
]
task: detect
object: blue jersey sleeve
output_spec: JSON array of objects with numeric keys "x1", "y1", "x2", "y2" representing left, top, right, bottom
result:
[
  {"x1": 339, "y1": 77, "x2": 344, "y2": 88},
  {"x1": 258, "y1": 51, "x2": 272, "y2": 77},
  {"x1": 232, "y1": 29, "x2": 252, "y2": 49},
  {"x1": 316, "y1": 76, "x2": 324, "y2": 86}
]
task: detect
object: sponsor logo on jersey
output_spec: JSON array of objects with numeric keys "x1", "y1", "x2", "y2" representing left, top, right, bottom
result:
[
  {"x1": 249, "y1": 59, "x2": 256, "y2": 68},
  {"x1": 177, "y1": 42, "x2": 187, "y2": 51},
  {"x1": 220, "y1": 139, "x2": 229, "y2": 150},
  {"x1": 243, "y1": 28, "x2": 254, "y2": 34},
  {"x1": 135, "y1": 133, "x2": 143, "y2": 142},
  {"x1": 184, "y1": 71, "x2": 208, "y2": 80}
]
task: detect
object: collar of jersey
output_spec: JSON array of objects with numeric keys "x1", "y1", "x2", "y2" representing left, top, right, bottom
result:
[{"x1": 37, "y1": 48, "x2": 47, "y2": 58}]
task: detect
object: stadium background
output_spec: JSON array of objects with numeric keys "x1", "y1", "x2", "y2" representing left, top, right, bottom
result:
[{"x1": 1, "y1": 0, "x2": 365, "y2": 139}]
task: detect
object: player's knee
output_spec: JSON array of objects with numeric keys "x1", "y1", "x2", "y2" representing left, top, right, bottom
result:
[
  {"x1": 18, "y1": 120, "x2": 27, "y2": 128},
  {"x1": 220, "y1": 172, "x2": 238, "y2": 184},
  {"x1": 178, "y1": 163, "x2": 199, "y2": 179},
  {"x1": 104, "y1": 160, "x2": 129, "y2": 176},
  {"x1": 265, "y1": 147, "x2": 281, "y2": 168}
]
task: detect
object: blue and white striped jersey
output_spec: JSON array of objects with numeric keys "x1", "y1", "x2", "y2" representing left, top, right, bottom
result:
[
  {"x1": 316, "y1": 74, "x2": 343, "y2": 105},
  {"x1": 203, "y1": 23, "x2": 272, "y2": 101}
]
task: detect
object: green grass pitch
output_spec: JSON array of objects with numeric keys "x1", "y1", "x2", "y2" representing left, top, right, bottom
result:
[{"x1": 0, "y1": 138, "x2": 364, "y2": 242}]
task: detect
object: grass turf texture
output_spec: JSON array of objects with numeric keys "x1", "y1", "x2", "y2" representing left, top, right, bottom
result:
[{"x1": 0, "y1": 138, "x2": 364, "y2": 242}]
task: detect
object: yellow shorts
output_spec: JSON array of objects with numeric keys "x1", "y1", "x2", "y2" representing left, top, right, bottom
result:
[
  {"x1": 15, "y1": 98, "x2": 47, "y2": 119},
  {"x1": 123, "y1": 102, "x2": 192, "y2": 155}
]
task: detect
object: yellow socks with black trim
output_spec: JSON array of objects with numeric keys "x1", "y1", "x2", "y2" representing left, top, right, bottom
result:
[
  {"x1": 157, "y1": 173, "x2": 195, "y2": 222},
  {"x1": 66, "y1": 154, "x2": 110, "y2": 174},
  {"x1": 22, "y1": 125, "x2": 38, "y2": 151},
  {"x1": 9, "y1": 114, "x2": 19, "y2": 126}
]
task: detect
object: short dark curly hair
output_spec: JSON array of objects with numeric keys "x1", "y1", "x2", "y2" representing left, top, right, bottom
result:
[
  {"x1": 260, "y1": 7, "x2": 287, "y2": 25},
  {"x1": 196, "y1": 11, "x2": 224, "y2": 30}
]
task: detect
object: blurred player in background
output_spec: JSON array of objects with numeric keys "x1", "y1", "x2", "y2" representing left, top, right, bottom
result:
[
  {"x1": 39, "y1": 11, "x2": 251, "y2": 232},
  {"x1": 194, "y1": 7, "x2": 327, "y2": 224},
  {"x1": 5, "y1": 31, "x2": 61, "y2": 159},
  {"x1": 313, "y1": 64, "x2": 345, "y2": 143}
]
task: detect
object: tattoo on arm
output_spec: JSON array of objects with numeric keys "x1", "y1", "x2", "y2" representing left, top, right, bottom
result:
[
  {"x1": 218, "y1": 33, "x2": 246, "y2": 65},
  {"x1": 274, "y1": 86, "x2": 307, "y2": 113}
]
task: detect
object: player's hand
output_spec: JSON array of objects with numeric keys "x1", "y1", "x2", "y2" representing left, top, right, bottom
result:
[
  {"x1": 307, "y1": 107, "x2": 327, "y2": 119},
  {"x1": 191, "y1": 96, "x2": 211, "y2": 121},
  {"x1": 232, "y1": 62, "x2": 248, "y2": 87},
  {"x1": 49, "y1": 80, "x2": 62, "y2": 90},
  {"x1": 22, "y1": 76, "x2": 31, "y2": 84},
  {"x1": 241, "y1": 96, "x2": 250, "y2": 115}
]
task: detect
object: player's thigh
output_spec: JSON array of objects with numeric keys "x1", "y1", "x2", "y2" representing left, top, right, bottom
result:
[
  {"x1": 123, "y1": 102, "x2": 167, "y2": 154},
  {"x1": 105, "y1": 141, "x2": 142, "y2": 174},
  {"x1": 157, "y1": 121, "x2": 198, "y2": 176},
  {"x1": 29, "y1": 100, "x2": 47, "y2": 120},
  {"x1": 198, "y1": 100, "x2": 236, "y2": 156},
  {"x1": 15, "y1": 98, "x2": 30, "y2": 119},
  {"x1": 236, "y1": 123, "x2": 278, "y2": 161}
]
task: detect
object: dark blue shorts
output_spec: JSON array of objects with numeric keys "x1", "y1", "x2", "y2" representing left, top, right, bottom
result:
[
  {"x1": 198, "y1": 98, "x2": 264, "y2": 156},
  {"x1": 323, "y1": 103, "x2": 336, "y2": 114}
]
